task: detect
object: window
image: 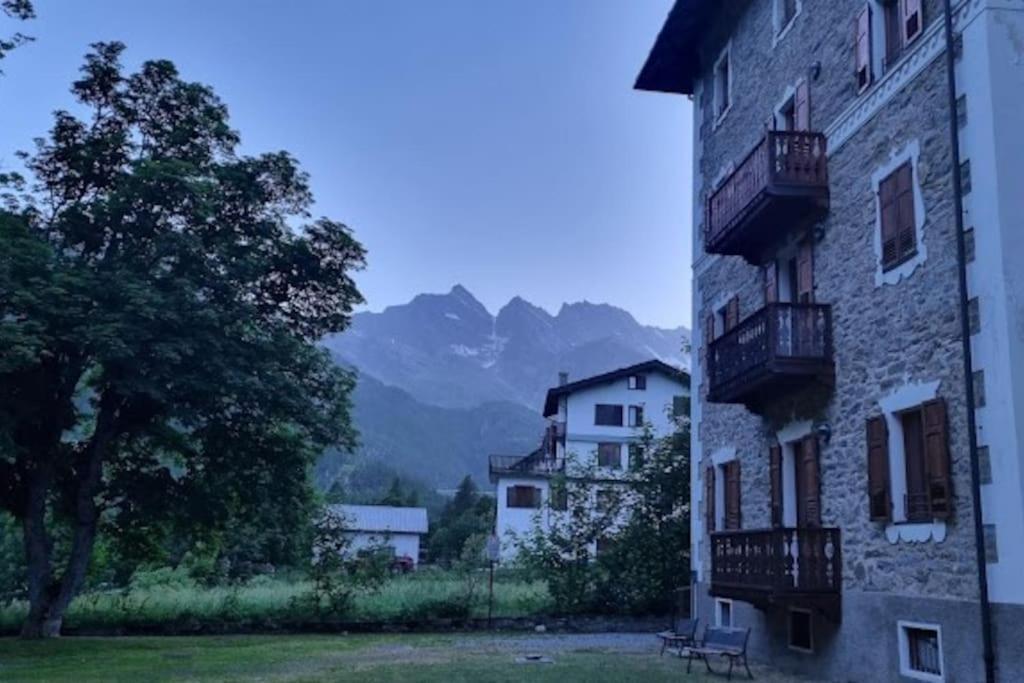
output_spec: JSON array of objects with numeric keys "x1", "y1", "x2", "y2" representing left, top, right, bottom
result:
[
  {"x1": 715, "y1": 599, "x2": 733, "y2": 627},
  {"x1": 550, "y1": 483, "x2": 568, "y2": 511},
  {"x1": 506, "y1": 485, "x2": 541, "y2": 509},
  {"x1": 723, "y1": 460, "x2": 742, "y2": 530},
  {"x1": 628, "y1": 374, "x2": 647, "y2": 390},
  {"x1": 899, "y1": 622, "x2": 943, "y2": 681},
  {"x1": 880, "y1": 0, "x2": 923, "y2": 70},
  {"x1": 712, "y1": 46, "x2": 731, "y2": 123},
  {"x1": 878, "y1": 161, "x2": 917, "y2": 271},
  {"x1": 594, "y1": 404, "x2": 623, "y2": 426},
  {"x1": 788, "y1": 609, "x2": 813, "y2": 652},
  {"x1": 597, "y1": 442, "x2": 622, "y2": 469},
  {"x1": 672, "y1": 395, "x2": 689, "y2": 419},
  {"x1": 595, "y1": 536, "x2": 614, "y2": 557},
  {"x1": 716, "y1": 296, "x2": 739, "y2": 336},
  {"x1": 855, "y1": 5, "x2": 872, "y2": 91},
  {"x1": 778, "y1": 96, "x2": 796, "y2": 131},
  {"x1": 595, "y1": 488, "x2": 617, "y2": 512},
  {"x1": 628, "y1": 443, "x2": 645, "y2": 469},
  {"x1": 775, "y1": 0, "x2": 800, "y2": 37},
  {"x1": 866, "y1": 398, "x2": 951, "y2": 524},
  {"x1": 628, "y1": 405, "x2": 644, "y2": 427}
]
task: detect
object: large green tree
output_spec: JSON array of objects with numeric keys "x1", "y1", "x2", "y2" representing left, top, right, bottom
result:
[{"x1": 0, "y1": 42, "x2": 366, "y2": 637}]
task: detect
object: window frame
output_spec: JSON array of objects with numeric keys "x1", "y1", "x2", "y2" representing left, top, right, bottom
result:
[
  {"x1": 597, "y1": 442, "x2": 622, "y2": 469},
  {"x1": 595, "y1": 488, "x2": 617, "y2": 513},
  {"x1": 898, "y1": 621, "x2": 944, "y2": 682},
  {"x1": 711, "y1": 43, "x2": 732, "y2": 128},
  {"x1": 627, "y1": 374, "x2": 647, "y2": 390},
  {"x1": 594, "y1": 404, "x2": 624, "y2": 427},
  {"x1": 772, "y1": 0, "x2": 802, "y2": 46},
  {"x1": 715, "y1": 598, "x2": 733, "y2": 627},
  {"x1": 628, "y1": 405, "x2": 644, "y2": 427},
  {"x1": 506, "y1": 484, "x2": 542, "y2": 509}
]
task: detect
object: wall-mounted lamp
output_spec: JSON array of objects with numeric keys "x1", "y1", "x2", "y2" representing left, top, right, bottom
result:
[
  {"x1": 810, "y1": 61, "x2": 822, "y2": 81},
  {"x1": 815, "y1": 422, "x2": 832, "y2": 444}
]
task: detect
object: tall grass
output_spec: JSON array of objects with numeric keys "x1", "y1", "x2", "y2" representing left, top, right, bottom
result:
[{"x1": 0, "y1": 569, "x2": 552, "y2": 633}]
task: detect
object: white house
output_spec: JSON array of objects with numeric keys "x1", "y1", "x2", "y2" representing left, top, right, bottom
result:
[
  {"x1": 490, "y1": 360, "x2": 690, "y2": 562},
  {"x1": 329, "y1": 504, "x2": 428, "y2": 568}
]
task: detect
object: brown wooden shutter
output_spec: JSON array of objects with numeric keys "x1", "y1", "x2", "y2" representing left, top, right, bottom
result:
[
  {"x1": 884, "y1": 0, "x2": 902, "y2": 66},
  {"x1": 855, "y1": 5, "x2": 872, "y2": 92},
  {"x1": 725, "y1": 296, "x2": 740, "y2": 331},
  {"x1": 922, "y1": 398, "x2": 953, "y2": 519},
  {"x1": 799, "y1": 435, "x2": 822, "y2": 527},
  {"x1": 895, "y1": 162, "x2": 917, "y2": 262},
  {"x1": 724, "y1": 460, "x2": 742, "y2": 530},
  {"x1": 794, "y1": 79, "x2": 810, "y2": 131},
  {"x1": 796, "y1": 241, "x2": 814, "y2": 303},
  {"x1": 866, "y1": 416, "x2": 892, "y2": 521},
  {"x1": 879, "y1": 171, "x2": 900, "y2": 268},
  {"x1": 764, "y1": 261, "x2": 778, "y2": 304},
  {"x1": 769, "y1": 444, "x2": 783, "y2": 528},
  {"x1": 902, "y1": 0, "x2": 922, "y2": 44},
  {"x1": 705, "y1": 465, "x2": 716, "y2": 534}
]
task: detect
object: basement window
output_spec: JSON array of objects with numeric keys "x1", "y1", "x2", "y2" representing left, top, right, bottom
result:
[
  {"x1": 898, "y1": 622, "x2": 944, "y2": 682},
  {"x1": 788, "y1": 609, "x2": 813, "y2": 653}
]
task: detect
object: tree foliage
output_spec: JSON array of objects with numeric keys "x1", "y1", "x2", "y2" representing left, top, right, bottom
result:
[
  {"x1": 0, "y1": 0, "x2": 33, "y2": 71},
  {"x1": 0, "y1": 42, "x2": 366, "y2": 637},
  {"x1": 427, "y1": 476, "x2": 495, "y2": 567},
  {"x1": 516, "y1": 409, "x2": 690, "y2": 615}
]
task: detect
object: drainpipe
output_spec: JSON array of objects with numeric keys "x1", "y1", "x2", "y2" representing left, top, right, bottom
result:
[{"x1": 941, "y1": 1, "x2": 995, "y2": 681}]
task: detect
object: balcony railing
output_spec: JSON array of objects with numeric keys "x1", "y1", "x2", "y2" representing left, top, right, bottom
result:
[
  {"x1": 711, "y1": 527, "x2": 842, "y2": 619},
  {"x1": 705, "y1": 131, "x2": 829, "y2": 263},
  {"x1": 708, "y1": 302, "x2": 833, "y2": 409},
  {"x1": 488, "y1": 454, "x2": 565, "y2": 481}
]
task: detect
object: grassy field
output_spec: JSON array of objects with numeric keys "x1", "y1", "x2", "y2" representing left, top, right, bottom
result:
[
  {"x1": 0, "y1": 633, "x2": 808, "y2": 682},
  {"x1": 0, "y1": 571, "x2": 552, "y2": 634}
]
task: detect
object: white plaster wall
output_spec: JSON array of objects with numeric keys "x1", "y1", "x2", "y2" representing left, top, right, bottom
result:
[
  {"x1": 958, "y1": 1, "x2": 1024, "y2": 605},
  {"x1": 494, "y1": 476, "x2": 553, "y2": 562},
  {"x1": 344, "y1": 532, "x2": 421, "y2": 566}
]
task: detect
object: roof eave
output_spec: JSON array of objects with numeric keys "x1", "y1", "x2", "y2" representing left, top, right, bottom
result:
[{"x1": 633, "y1": 0, "x2": 713, "y2": 96}]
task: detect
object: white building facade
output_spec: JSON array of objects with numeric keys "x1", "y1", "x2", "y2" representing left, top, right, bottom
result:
[
  {"x1": 329, "y1": 504, "x2": 428, "y2": 567},
  {"x1": 491, "y1": 360, "x2": 690, "y2": 562}
]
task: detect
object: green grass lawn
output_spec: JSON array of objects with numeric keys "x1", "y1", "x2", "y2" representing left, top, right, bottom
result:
[{"x1": 0, "y1": 633, "x2": 807, "y2": 682}]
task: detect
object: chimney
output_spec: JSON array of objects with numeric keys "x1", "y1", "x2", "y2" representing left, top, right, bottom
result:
[{"x1": 558, "y1": 372, "x2": 569, "y2": 386}]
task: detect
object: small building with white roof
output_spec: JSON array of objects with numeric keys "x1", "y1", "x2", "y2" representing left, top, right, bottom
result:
[{"x1": 328, "y1": 504, "x2": 429, "y2": 567}]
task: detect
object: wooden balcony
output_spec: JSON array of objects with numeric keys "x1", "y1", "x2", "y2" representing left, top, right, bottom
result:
[
  {"x1": 708, "y1": 303, "x2": 833, "y2": 410},
  {"x1": 488, "y1": 454, "x2": 565, "y2": 483},
  {"x1": 711, "y1": 527, "x2": 842, "y2": 621},
  {"x1": 705, "y1": 131, "x2": 829, "y2": 263}
]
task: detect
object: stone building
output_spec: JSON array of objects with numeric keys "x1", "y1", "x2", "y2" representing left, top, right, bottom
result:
[{"x1": 636, "y1": 0, "x2": 1023, "y2": 680}]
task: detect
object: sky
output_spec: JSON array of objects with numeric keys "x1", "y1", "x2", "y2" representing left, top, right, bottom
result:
[{"x1": 0, "y1": 1, "x2": 694, "y2": 329}]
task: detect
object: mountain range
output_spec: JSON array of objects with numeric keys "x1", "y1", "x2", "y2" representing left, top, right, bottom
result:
[{"x1": 321, "y1": 286, "x2": 689, "y2": 489}]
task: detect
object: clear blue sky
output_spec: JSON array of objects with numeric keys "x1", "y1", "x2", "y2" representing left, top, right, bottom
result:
[{"x1": 0, "y1": 0, "x2": 693, "y2": 328}]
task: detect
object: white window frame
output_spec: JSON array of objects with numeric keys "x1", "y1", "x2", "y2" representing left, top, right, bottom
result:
[
  {"x1": 872, "y1": 139, "x2": 927, "y2": 287},
  {"x1": 772, "y1": 0, "x2": 802, "y2": 47},
  {"x1": 878, "y1": 380, "x2": 948, "y2": 543},
  {"x1": 628, "y1": 404, "x2": 644, "y2": 427},
  {"x1": 711, "y1": 43, "x2": 732, "y2": 129},
  {"x1": 787, "y1": 607, "x2": 814, "y2": 653},
  {"x1": 898, "y1": 620, "x2": 945, "y2": 682},
  {"x1": 715, "y1": 598, "x2": 734, "y2": 627},
  {"x1": 627, "y1": 375, "x2": 646, "y2": 391}
]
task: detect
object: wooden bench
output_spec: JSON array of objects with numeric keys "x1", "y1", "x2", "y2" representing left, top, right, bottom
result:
[
  {"x1": 686, "y1": 626, "x2": 752, "y2": 680},
  {"x1": 656, "y1": 617, "x2": 698, "y2": 656}
]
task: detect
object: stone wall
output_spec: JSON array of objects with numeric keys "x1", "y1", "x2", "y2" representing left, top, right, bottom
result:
[{"x1": 693, "y1": 0, "x2": 978, "y2": 604}]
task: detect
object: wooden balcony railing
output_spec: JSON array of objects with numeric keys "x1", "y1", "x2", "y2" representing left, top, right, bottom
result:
[
  {"x1": 711, "y1": 527, "x2": 842, "y2": 618},
  {"x1": 708, "y1": 302, "x2": 833, "y2": 408},
  {"x1": 705, "y1": 131, "x2": 829, "y2": 263}
]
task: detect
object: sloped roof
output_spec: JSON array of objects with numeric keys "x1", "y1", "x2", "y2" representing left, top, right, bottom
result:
[
  {"x1": 330, "y1": 505, "x2": 428, "y2": 534},
  {"x1": 542, "y1": 359, "x2": 690, "y2": 417},
  {"x1": 634, "y1": 0, "x2": 715, "y2": 95}
]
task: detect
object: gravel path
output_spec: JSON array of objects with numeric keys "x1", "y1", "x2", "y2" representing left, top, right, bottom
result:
[{"x1": 451, "y1": 632, "x2": 661, "y2": 654}]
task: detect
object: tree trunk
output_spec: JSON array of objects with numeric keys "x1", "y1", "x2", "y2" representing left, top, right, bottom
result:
[{"x1": 19, "y1": 396, "x2": 119, "y2": 639}]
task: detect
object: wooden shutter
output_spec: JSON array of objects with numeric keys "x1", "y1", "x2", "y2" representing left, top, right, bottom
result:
[
  {"x1": 705, "y1": 465, "x2": 716, "y2": 534},
  {"x1": 855, "y1": 5, "x2": 872, "y2": 92},
  {"x1": 799, "y1": 435, "x2": 822, "y2": 527},
  {"x1": 884, "y1": 0, "x2": 902, "y2": 66},
  {"x1": 724, "y1": 460, "x2": 742, "y2": 530},
  {"x1": 922, "y1": 398, "x2": 952, "y2": 519},
  {"x1": 902, "y1": 0, "x2": 922, "y2": 44},
  {"x1": 725, "y1": 296, "x2": 740, "y2": 331},
  {"x1": 764, "y1": 262, "x2": 778, "y2": 304},
  {"x1": 769, "y1": 444, "x2": 783, "y2": 528},
  {"x1": 796, "y1": 241, "x2": 814, "y2": 303},
  {"x1": 879, "y1": 170, "x2": 900, "y2": 268},
  {"x1": 866, "y1": 415, "x2": 892, "y2": 521},
  {"x1": 895, "y1": 162, "x2": 917, "y2": 262},
  {"x1": 794, "y1": 79, "x2": 810, "y2": 131}
]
